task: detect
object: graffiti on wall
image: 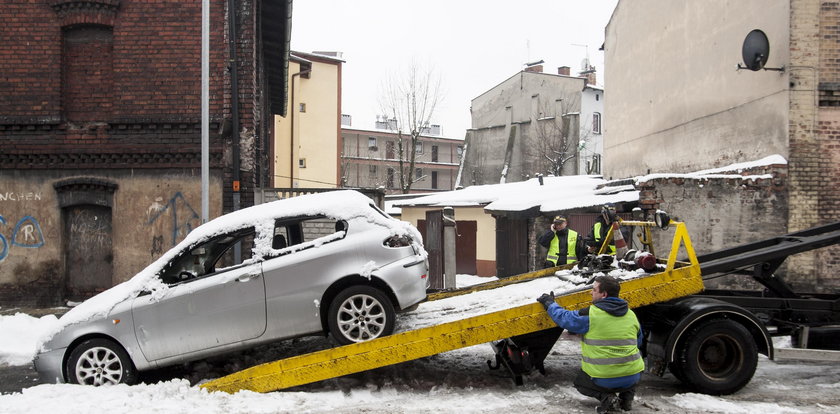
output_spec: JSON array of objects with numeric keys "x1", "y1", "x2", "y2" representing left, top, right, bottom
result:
[
  {"x1": 0, "y1": 215, "x2": 46, "y2": 262},
  {"x1": 147, "y1": 192, "x2": 200, "y2": 250}
]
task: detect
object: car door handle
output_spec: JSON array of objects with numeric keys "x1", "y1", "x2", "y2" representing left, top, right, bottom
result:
[{"x1": 236, "y1": 273, "x2": 262, "y2": 283}]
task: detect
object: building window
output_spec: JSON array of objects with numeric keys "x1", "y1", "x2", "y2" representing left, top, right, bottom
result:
[
  {"x1": 432, "y1": 145, "x2": 439, "y2": 162},
  {"x1": 299, "y1": 103, "x2": 306, "y2": 112},
  {"x1": 415, "y1": 142, "x2": 423, "y2": 154},
  {"x1": 386, "y1": 168, "x2": 395, "y2": 189},
  {"x1": 368, "y1": 137, "x2": 377, "y2": 151},
  {"x1": 299, "y1": 158, "x2": 306, "y2": 168},
  {"x1": 385, "y1": 141, "x2": 394, "y2": 159},
  {"x1": 593, "y1": 112, "x2": 602, "y2": 134},
  {"x1": 457, "y1": 145, "x2": 464, "y2": 159},
  {"x1": 432, "y1": 171, "x2": 438, "y2": 189},
  {"x1": 415, "y1": 168, "x2": 423, "y2": 180},
  {"x1": 369, "y1": 164, "x2": 377, "y2": 177}
]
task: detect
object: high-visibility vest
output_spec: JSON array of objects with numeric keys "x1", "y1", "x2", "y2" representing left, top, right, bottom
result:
[
  {"x1": 546, "y1": 229, "x2": 579, "y2": 265},
  {"x1": 593, "y1": 222, "x2": 616, "y2": 254},
  {"x1": 581, "y1": 305, "x2": 645, "y2": 378}
]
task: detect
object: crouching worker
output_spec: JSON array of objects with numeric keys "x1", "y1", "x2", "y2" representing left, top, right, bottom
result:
[{"x1": 537, "y1": 275, "x2": 643, "y2": 413}]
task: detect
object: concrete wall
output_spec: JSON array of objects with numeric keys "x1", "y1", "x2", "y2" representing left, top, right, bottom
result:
[
  {"x1": 464, "y1": 71, "x2": 586, "y2": 186},
  {"x1": 603, "y1": 0, "x2": 790, "y2": 179},
  {"x1": 0, "y1": 171, "x2": 222, "y2": 305}
]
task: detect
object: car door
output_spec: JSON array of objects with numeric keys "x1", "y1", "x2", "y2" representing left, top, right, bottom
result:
[
  {"x1": 131, "y1": 228, "x2": 267, "y2": 362},
  {"x1": 262, "y1": 217, "x2": 356, "y2": 338}
]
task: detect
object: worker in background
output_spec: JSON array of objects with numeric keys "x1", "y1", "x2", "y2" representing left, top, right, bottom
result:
[
  {"x1": 586, "y1": 204, "x2": 618, "y2": 254},
  {"x1": 537, "y1": 275, "x2": 643, "y2": 413},
  {"x1": 538, "y1": 216, "x2": 584, "y2": 268}
]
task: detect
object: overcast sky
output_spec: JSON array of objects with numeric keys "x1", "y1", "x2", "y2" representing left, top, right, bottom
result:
[{"x1": 290, "y1": 0, "x2": 619, "y2": 139}]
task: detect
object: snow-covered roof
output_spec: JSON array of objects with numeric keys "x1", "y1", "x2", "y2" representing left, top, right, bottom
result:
[
  {"x1": 392, "y1": 175, "x2": 639, "y2": 215},
  {"x1": 633, "y1": 154, "x2": 786, "y2": 184},
  {"x1": 392, "y1": 154, "x2": 789, "y2": 216}
]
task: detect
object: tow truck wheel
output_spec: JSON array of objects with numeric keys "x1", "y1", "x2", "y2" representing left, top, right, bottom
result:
[
  {"x1": 675, "y1": 319, "x2": 757, "y2": 395},
  {"x1": 328, "y1": 285, "x2": 395, "y2": 345},
  {"x1": 66, "y1": 338, "x2": 138, "y2": 386}
]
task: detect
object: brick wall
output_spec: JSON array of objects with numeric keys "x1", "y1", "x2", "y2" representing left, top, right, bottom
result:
[
  {"x1": 637, "y1": 166, "x2": 792, "y2": 291},
  {"x1": 787, "y1": 0, "x2": 840, "y2": 288}
]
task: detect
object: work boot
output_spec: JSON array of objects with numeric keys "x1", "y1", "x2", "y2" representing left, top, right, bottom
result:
[
  {"x1": 618, "y1": 390, "x2": 634, "y2": 411},
  {"x1": 596, "y1": 393, "x2": 619, "y2": 413}
]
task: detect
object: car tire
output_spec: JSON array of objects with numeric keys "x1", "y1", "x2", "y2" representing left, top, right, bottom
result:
[
  {"x1": 674, "y1": 319, "x2": 758, "y2": 395},
  {"x1": 328, "y1": 285, "x2": 395, "y2": 345},
  {"x1": 66, "y1": 338, "x2": 138, "y2": 386}
]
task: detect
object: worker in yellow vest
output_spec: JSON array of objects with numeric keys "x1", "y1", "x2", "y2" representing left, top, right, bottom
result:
[
  {"x1": 586, "y1": 204, "x2": 618, "y2": 254},
  {"x1": 537, "y1": 275, "x2": 643, "y2": 413},
  {"x1": 538, "y1": 216, "x2": 584, "y2": 268}
]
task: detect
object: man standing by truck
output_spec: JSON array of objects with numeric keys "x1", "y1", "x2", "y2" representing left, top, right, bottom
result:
[{"x1": 537, "y1": 276, "x2": 643, "y2": 413}]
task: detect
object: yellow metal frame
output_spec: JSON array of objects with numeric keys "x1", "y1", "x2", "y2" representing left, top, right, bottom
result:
[{"x1": 201, "y1": 221, "x2": 703, "y2": 394}]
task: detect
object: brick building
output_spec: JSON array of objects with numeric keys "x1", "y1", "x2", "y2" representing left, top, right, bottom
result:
[
  {"x1": 0, "y1": 0, "x2": 291, "y2": 305},
  {"x1": 603, "y1": 0, "x2": 840, "y2": 291}
]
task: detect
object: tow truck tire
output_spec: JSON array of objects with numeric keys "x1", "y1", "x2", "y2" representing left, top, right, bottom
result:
[
  {"x1": 675, "y1": 319, "x2": 758, "y2": 395},
  {"x1": 328, "y1": 285, "x2": 395, "y2": 345}
]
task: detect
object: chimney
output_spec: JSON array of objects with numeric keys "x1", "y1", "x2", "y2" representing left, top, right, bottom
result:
[
  {"x1": 524, "y1": 64, "x2": 543, "y2": 73},
  {"x1": 558, "y1": 66, "x2": 571, "y2": 76}
]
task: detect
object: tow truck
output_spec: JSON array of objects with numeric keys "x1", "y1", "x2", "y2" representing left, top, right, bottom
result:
[{"x1": 200, "y1": 213, "x2": 840, "y2": 396}]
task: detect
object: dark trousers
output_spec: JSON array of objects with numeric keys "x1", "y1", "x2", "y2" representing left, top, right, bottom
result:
[{"x1": 573, "y1": 370, "x2": 636, "y2": 403}]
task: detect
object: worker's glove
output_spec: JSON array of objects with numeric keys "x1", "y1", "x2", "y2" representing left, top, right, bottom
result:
[{"x1": 537, "y1": 291, "x2": 555, "y2": 310}]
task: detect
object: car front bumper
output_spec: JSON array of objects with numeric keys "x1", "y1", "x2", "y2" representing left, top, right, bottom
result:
[{"x1": 33, "y1": 347, "x2": 66, "y2": 384}]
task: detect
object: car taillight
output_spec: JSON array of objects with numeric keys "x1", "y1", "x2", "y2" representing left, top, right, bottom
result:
[{"x1": 384, "y1": 234, "x2": 413, "y2": 248}]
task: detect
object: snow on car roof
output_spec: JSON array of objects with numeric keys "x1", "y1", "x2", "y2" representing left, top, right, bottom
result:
[{"x1": 41, "y1": 190, "x2": 420, "y2": 347}]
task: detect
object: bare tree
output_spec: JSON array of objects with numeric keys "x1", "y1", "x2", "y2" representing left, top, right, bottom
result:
[
  {"x1": 527, "y1": 95, "x2": 581, "y2": 177},
  {"x1": 379, "y1": 62, "x2": 442, "y2": 193}
]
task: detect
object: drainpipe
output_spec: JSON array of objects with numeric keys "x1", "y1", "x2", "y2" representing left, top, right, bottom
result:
[
  {"x1": 228, "y1": 0, "x2": 241, "y2": 262},
  {"x1": 289, "y1": 69, "x2": 310, "y2": 187},
  {"x1": 228, "y1": 0, "x2": 240, "y2": 205}
]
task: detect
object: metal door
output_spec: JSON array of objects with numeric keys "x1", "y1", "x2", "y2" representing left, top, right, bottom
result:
[
  {"x1": 424, "y1": 210, "x2": 444, "y2": 289},
  {"x1": 455, "y1": 221, "x2": 477, "y2": 275},
  {"x1": 64, "y1": 205, "x2": 113, "y2": 301},
  {"x1": 495, "y1": 216, "x2": 528, "y2": 277}
]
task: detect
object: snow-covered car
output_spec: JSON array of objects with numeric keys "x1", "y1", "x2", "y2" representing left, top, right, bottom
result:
[{"x1": 34, "y1": 190, "x2": 428, "y2": 386}]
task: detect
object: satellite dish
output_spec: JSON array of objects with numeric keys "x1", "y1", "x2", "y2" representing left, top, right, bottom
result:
[{"x1": 741, "y1": 29, "x2": 770, "y2": 71}]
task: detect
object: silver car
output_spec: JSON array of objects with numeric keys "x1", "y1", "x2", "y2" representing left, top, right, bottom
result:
[{"x1": 35, "y1": 190, "x2": 428, "y2": 385}]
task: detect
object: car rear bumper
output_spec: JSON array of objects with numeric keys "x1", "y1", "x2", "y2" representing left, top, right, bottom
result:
[
  {"x1": 33, "y1": 347, "x2": 66, "y2": 384},
  {"x1": 387, "y1": 255, "x2": 429, "y2": 309}
]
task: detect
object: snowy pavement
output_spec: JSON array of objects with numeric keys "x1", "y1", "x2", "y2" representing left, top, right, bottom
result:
[{"x1": 2, "y1": 274, "x2": 840, "y2": 413}]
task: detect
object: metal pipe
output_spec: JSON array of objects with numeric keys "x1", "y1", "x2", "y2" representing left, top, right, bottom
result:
[{"x1": 201, "y1": 0, "x2": 209, "y2": 223}]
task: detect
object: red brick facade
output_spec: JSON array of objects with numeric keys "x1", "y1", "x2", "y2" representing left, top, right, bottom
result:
[{"x1": 0, "y1": 0, "x2": 289, "y2": 306}]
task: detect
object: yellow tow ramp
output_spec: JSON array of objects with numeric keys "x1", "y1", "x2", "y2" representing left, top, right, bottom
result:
[{"x1": 201, "y1": 222, "x2": 702, "y2": 394}]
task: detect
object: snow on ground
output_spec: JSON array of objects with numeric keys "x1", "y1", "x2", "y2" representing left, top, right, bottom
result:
[
  {"x1": 0, "y1": 313, "x2": 60, "y2": 366},
  {"x1": 2, "y1": 272, "x2": 839, "y2": 413}
]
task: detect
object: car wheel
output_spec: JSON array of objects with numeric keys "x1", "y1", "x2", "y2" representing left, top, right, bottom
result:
[
  {"x1": 674, "y1": 319, "x2": 758, "y2": 395},
  {"x1": 328, "y1": 285, "x2": 395, "y2": 345},
  {"x1": 66, "y1": 338, "x2": 138, "y2": 386}
]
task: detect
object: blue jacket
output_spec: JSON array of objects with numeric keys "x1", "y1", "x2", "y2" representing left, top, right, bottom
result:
[{"x1": 547, "y1": 296, "x2": 643, "y2": 388}]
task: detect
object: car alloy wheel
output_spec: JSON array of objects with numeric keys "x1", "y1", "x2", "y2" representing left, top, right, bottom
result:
[
  {"x1": 66, "y1": 338, "x2": 138, "y2": 386},
  {"x1": 328, "y1": 285, "x2": 395, "y2": 345}
]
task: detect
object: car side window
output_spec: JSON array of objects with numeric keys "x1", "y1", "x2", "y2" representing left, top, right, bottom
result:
[
  {"x1": 268, "y1": 217, "x2": 347, "y2": 257},
  {"x1": 159, "y1": 227, "x2": 255, "y2": 285}
]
